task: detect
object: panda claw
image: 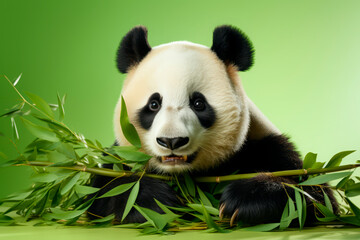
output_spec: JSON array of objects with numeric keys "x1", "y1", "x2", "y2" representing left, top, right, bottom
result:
[
  {"x1": 219, "y1": 203, "x2": 225, "y2": 220},
  {"x1": 230, "y1": 209, "x2": 239, "y2": 227}
]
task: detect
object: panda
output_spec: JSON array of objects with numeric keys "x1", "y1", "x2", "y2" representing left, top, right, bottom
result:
[{"x1": 88, "y1": 25, "x2": 338, "y2": 225}]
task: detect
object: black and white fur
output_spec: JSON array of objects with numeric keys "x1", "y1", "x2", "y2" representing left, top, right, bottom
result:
[{"x1": 88, "y1": 25, "x2": 338, "y2": 225}]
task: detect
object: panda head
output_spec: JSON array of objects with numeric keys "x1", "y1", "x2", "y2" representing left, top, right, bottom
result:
[{"x1": 114, "y1": 25, "x2": 254, "y2": 173}]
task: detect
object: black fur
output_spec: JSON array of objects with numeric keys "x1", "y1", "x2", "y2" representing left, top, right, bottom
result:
[
  {"x1": 189, "y1": 92, "x2": 216, "y2": 128},
  {"x1": 137, "y1": 93, "x2": 162, "y2": 130},
  {"x1": 116, "y1": 26, "x2": 152, "y2": 73},
  {"x1": 211, "y1": 25, "x2": 254, "y2": 71}
]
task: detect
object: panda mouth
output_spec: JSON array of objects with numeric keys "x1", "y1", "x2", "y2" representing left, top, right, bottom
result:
[{"x1": 158, "y1": 153, "x2": 197, "y2": 165}]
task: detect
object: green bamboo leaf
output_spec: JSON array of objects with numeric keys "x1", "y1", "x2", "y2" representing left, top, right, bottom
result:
[
  {"x1": 294, "y1": 190, "x2": 303, "y2": 229},
  {"x1": 43, "y1": 208, "x2": 86, "y2": 220},
  {"x1": 325, "y1": 150, "x2": 356, "y2": 168},
  {"x1": 60, "y1": 172, "x2": 81, "y2": 195},
  {"x1": 98, "y1": 182, "x2": 136, "y2": 199},
  {"x1": 21, "y1": 117, "x2": 58, "y2": 142},
  {"x1": 322, "y1": 189, "x2": 333, "y2": 213},
  {"x1": 27, "y1": 147, "x2": 37, "y2": 161},
  {"x1": 336, "y1": 172, "x2": 353, "y2": 189},
  {"x1": 345, "y1": 182, "x2": 360, "y2": 197},
  {"x1": 346, "y1": 198, "x2": 360, "y2": 221},
  {"x1": 134, "y1": 205, "x2": 176, "y2": 230},
  {"x1": 11, "y1": 117, "x2": 19, "y2": 140},
  {"x1": 303, "y1": 152, "x2": 317, "y2": 169},
  {"x1": 201, "y1": 203, "x2": 230, "y2": 233},
  {"x1": 25, "y1": 92, "x2": 54, "y2": 118},
  {"x1": 31, "y1": 173, "x2": 58, "y2": 182},
  {"x1": 113, "y1": 147, "x2": 151, "y2": 162},
  {"x1": 312, "y1": 162, "x2": 325, "y2": 169},
  {"x1": 241, "y1": 223, "x2": 280, "y2": 232},
  {"x1": 339, "y1": 216, "x2": 360, "y2": 226},
  {"x1": 301, "y1": 192, "x2": 307, "y2": 228},
  {"x1": 154, "y1": 199, "x2": 179, "y2": 218},
  {"x1": 74, "y1": 185, "x2": 100, "y2": 195},
  {"x1": 91, "y1": 214, "x2": 115, "y2": 223},
  {"x1": 197, "y1": 186, "x2": 212, "y2": 207},
  {"x1": 298, "y1": 171, "x2": 352, "y2": 185},
  {"x1": 184, "y1": 174, "x2": 196, "y2": 197},
  {"x1": 122, "y1": 181, "x2": 140, "y2": 222},
  {"x1": 280, "y1": 198, "x2": 291, "y2": 230},
  {"x1": 314, "y1": 203, "x2": 337, "y2": 219},
  {"x1": 57, "y1": 143, "x2": 76, "y2": 159},
  {"x1": 57, "y1": 93, "x2": 65, "y2": 121},
  {"x1": 187, "y1": 204, "x2": 219, "y2": 216},
  {"x1": 1, "y1": 108, "x2": 21, "y2": 118},
  {"x1": 120, "y1": 96, "x2": 141, "y2": 148}
]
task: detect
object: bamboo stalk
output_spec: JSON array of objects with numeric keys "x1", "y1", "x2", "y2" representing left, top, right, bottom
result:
[{"x1": 15, "y1": 161, "x2": 360, "y2": 183}]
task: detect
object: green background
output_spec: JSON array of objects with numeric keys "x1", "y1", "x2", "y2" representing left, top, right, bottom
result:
[{"x1": 0, "y1": 0, "x2": 360, "y2": 238}]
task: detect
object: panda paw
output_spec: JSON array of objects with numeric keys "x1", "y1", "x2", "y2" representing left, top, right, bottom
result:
[{"x1": 219, "y1": 175, "x2": 292, "y2": 226}]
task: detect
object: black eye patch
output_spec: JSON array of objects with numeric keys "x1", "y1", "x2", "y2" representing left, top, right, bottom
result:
[
  {"x1": 138, "y1": 93, "x2": 162, "y2": 130},
  {"x1": 190, "y1": 92, "x2": 216, "y2": 128}
]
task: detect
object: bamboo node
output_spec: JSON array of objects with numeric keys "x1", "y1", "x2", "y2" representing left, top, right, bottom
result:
[
  {"x1": 303, "y1": 169, "x2": 308, "y2": 175},
  {"x1": 216, "y1": 177, "x2": 220, "y2": 183}
]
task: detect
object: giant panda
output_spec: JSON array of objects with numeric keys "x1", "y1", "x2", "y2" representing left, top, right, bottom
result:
[{"x1": 88, "y1": 25, "x2": 338, "y2": 225}]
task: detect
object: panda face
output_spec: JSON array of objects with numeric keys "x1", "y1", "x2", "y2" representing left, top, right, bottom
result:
[{"x1": 114, "y1": 42, "x2": 250, "y2": 173}]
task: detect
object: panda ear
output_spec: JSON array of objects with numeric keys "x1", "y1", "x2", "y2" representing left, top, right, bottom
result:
[
  {"x1": 116, "y1": 26, "x2": 152, "y2": 73},
  {"x1": 211, "y1": 25, "x2": 254, "y2": 71}
]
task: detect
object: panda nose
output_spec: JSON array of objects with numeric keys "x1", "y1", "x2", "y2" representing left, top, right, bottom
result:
[{"x1": 156, "y1": 137, "x2": 189, "y2": 150}]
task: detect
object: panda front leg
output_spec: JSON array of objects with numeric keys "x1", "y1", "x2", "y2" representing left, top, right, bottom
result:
[
  {"x1": 87, "y1": 175, "x2": 179, "y2": 223},
  {"x1": 219, "y1": 175, "x2": 295, "y2": 225}
]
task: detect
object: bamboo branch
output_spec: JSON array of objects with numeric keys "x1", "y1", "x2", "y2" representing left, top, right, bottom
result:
[{"x1": 14, "y1": 161, "x2": 360, "y2": 183}]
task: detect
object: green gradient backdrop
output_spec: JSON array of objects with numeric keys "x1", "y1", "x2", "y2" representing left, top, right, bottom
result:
[{"x1": 1, "y1": 0, "x2": 360, "y2": 202}]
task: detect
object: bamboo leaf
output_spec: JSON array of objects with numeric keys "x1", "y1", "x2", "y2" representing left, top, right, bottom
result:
[
  {"x1": 197, "y1": 186, "x2": 212, "y2": 207},
  {"x1": 241, "y1": 223, "x2": 280, "y2": 232},
  {"x1": 31, "y1": 173, "x2": 58, "y2": 182},
  {"x1": 187, "y1": 204, "x2": 219, "y2": 216},
  {"x1": 74, "y1": 185, "x2": 100, "y2": 195},
  {"x1": 121, "y1": 181, "x2": 140, "y2": 221},
  {"x1": 314, "y1": 203, "x2": 337, "y2": 219},
  {"x1": 336, "y1": 172, "x2": 353, "y2": 189},
  {"x1": 346, "y1": 198, "x2": 360, "y2": 221},
  {"x1": 299, "y1": 171, "x2": 352, "y2": 185},
  {"x1": 25, "y1": 92, "x2": 54, "y2": 118},
  {"x1": 303, "y1": 152, "x2": 317, "y2": 169},
  {"x1": 345, "y1": 182, "x2": 360, "y2": 197},
  {"x1": 98, "y1": 182, "x2": 136, "y2": 199},
  {"x1": 21, "y1": 117, "x2": 58, "y2": 142},
  {"x1": 339, "y1": 216, "x2": 360, "y2": 226},
  {"x1": 91, "y1": 214, "x2": 115, "y2": 223},
  {"x1": 57, "y1": 93, "x2": 65, "y2": 121},
  {"x1": 201, "y1": 203, "x2": 229, "y2": 233},
  {"x1": 294, "y1": 190, "x2": 303, "y2": 229},
  {"x1": 60, "y1": 172, "x2": 81, "y2": 195},
  {"x1": 322, "y1": 189, "x2": 333, "y2": 213},
  {"x1": 325, "y1": 150, "x2": 356, "y2": 168},
  {"x1": 113, "y1": 147, "x2": 151, "y2": 162},
  {"x1": 120, "y1": 96, "x2": 141, "y2": 148},
  {"x1": 134, "y1": 205, "x2": 177, "y2": 230},
  {"x1": 184, "y1": 174, "x2": 196, "y2": 197},
  {"x1": 43, "y1": 208, "x2": 86, "y2": 220}
]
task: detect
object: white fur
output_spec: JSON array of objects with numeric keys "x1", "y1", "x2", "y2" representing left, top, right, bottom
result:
[{"x1": 114, "y1": 41, "x2": 277, "y2": 173}]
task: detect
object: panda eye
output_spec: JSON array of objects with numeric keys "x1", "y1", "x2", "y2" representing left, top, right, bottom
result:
[
  {"x1": 193, "y1": 98, "x2": 205, "y2": 111},
  {"x1": 149, "y1": 99, "x2": 161, "y2": 111}
]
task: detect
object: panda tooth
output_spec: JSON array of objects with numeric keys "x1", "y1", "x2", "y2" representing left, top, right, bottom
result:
[
  {"x1": 183, "y1": 155, "x2": 188, "y2": 161},
  {"x1": 161, "y1": 156, "x2": 166, "y2": 162}
]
